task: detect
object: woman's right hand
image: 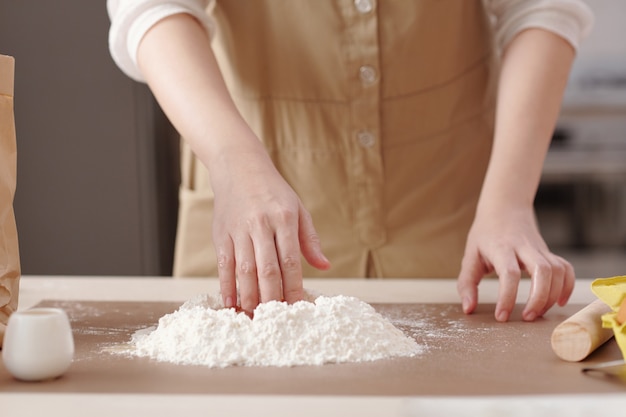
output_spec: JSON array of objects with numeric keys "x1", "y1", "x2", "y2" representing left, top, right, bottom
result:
[{"x1": 209, "y1": 142, "x2": 331, "y2": 316}]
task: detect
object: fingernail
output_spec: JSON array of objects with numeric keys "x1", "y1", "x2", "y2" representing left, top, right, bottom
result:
[
  {"x1": 462, "y1": 297, "x2": 470, "y2": 313},
  {"x1": 496, "y1": 310, "x2": 509, "y2": 322},
  {"x1": 524, "y1": 311, "x2": 537, "y2": 321},
  {"x1": 225, "y1": 296, "x2": 234, "y2": 309}
]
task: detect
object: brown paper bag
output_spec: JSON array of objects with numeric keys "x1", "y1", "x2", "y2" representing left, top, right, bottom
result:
[{"x1": 0, "y1": 54, "x2": 20, "y2": 347}]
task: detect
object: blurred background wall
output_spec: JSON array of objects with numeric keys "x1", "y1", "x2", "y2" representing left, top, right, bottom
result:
[
  {"x1": 0, "y1": 1, "x2": 624, "y2": 278},
  {"x1": 0, "y1": 2, "x2": 180, "y2": 276},
  {"x1": 534, "y1": 0, "x2": 626, "y2": 278}
]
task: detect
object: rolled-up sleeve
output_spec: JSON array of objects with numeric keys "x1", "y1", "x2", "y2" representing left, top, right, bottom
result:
[
  {"x1": 484, "y1": 0, "x2": 594, "y2": 53},
  {"x1": 107, "y1": 0, "x2": 215, "y2": 82}
]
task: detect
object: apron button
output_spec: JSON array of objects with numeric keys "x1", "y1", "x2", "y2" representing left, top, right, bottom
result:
[
  {"x1": 359, "y1": 65, "x2": 378, "y2": 85},
  {"x1": 357, "y1": 131, "x2": 376, "y2": 148},
  {"x1": 354, "y1": 0, "x2": 373, "y2": 14}
]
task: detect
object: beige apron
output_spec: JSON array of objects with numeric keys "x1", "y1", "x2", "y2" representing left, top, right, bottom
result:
[
  {"x1": 0, "y1": 54, "x2": 20, "y2": 346},
  {"x1": 174, "y1": 0, "x2": 496, "y2": 278}
]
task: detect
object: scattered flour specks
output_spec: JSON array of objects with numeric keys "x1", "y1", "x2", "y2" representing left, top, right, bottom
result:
[
  {"x1": 382, "y1": 304, "x2": 493, "y2": 352},
  {"x1": 124, "y1": 293, "x2": 424, "y2": 368}
]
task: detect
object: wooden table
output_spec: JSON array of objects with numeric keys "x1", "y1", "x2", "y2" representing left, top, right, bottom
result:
[{"x1": 1, "y1": 275, "x2": 624, "y2": 416}]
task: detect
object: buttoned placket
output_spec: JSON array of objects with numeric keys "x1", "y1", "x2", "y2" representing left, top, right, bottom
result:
[{"x1": 343, "y1": 0, "x2": 386, "y2": 248}]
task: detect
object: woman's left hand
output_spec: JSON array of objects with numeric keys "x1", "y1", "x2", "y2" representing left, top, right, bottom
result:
[{"x1": 457, "y1": 205, "x2": 575, "y2": 322}]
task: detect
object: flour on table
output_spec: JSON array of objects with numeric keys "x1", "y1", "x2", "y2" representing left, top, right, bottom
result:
[{"x1": 124, "y1": 292, "x2": 423, "y2": 368}]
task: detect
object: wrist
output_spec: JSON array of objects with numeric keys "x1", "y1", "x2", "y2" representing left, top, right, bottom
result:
[{"x1": 475, "y1": 184, "x2": 536, "y2": 219}]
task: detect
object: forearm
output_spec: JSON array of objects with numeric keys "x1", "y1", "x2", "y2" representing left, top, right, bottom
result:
[
  {"x1": 477, "y1": 28, "x2": 575, "y2": 215},
  {"x1": 136, "y1": 13, "x2": 266, "y2": 173}
]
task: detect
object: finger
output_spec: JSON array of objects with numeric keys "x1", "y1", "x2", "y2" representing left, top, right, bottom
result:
[
  {"x1": 456, "y1": 248, "x2": 487, "y2": 315},
  {"x1": 298, "y1": 204, "x2": 331, "y2": 271},
  {"x1": 251, "y1": 223, "x2": 283, "y2": 305},
  {"x1": 492, "y1": 251, "x2": 521, "y2": 322},
  {"x1": 519, "y1": 251, "x2": 552, "y2": 322},
  {"x1": 234, "y1": 235, "x2": 259, "y2": 316},
  {"x1": 272, "y1": 216, "x2": 304, "y2": 305},
  {"x1": 538, "y1": 254, "x2": 566, "y2": 317},
  {"x1": 275, "y1": 238, "x2": 304, "y2": 305},
  {"x1": 557, "y1": 256, "x2": 575, "y2": 306},
  {"x1": 215, "y1": 236, "x2": 237, "y2": 309}
]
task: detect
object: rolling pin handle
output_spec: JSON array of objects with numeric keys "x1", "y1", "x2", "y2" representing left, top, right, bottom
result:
[{"x1": 551, "y1": 299, "x2": 614, "y2": 362}]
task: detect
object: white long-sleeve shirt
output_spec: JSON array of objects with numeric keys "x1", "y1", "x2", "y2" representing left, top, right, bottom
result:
[{"x1": 107, "y1": 0, "x2": 594, "y2": 83}]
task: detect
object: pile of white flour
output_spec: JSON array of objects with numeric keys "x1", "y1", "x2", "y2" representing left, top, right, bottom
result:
[{"x1": 127, "y1": 293, "x2": 423, "y2": 368}]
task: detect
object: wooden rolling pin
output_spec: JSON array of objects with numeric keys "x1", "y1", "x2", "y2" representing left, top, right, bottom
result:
[{"x1": 551, "y1": 299, "x2": 614, "y2": 362}]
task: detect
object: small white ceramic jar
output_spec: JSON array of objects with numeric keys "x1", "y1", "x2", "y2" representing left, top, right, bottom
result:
[{"x1": 2, "y1": 307, "x2": 75, "y2": 381}]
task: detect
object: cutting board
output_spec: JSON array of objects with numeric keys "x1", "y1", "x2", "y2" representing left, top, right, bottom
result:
[{"x1": 1, "y1": 300, "x2": 623, "y2": 395}]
